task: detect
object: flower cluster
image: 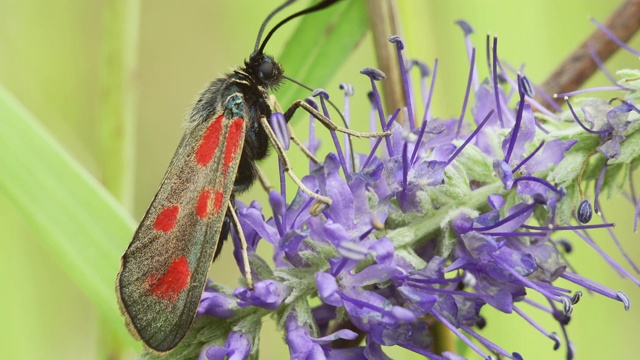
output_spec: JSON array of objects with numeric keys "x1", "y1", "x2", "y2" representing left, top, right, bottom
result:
[{"x1": 145, "y1": 20, "x2": 640, "y2": 360}]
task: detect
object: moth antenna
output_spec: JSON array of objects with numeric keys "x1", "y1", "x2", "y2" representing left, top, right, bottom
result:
[
  {"x1": 283, "y1": 75, "x2": 347, "y2": 127},
  {"x1": 283, "y1": 74, "x2": 356, "y2": 172},
  {"x1": 257, "y1": 0, "x2": 340, "y2": 55},
  {"x1": 253, "y1": 0, "x2": 297, "y2": 55}
]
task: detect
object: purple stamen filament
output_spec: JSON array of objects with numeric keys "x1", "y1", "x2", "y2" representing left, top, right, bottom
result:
[
  {"x1": 512, "y1": 140, "x2": 545, "y2": 173},
  {"x1": 402, "y1": 142, "x2": 409, "y2": 191},
  {"x1": 364, "y1": 71, "x2": 393, "y2": 156},
  {"x1": 504, "y1": 74, "x2": 526, "y2": 163},
  {"x1": 492, "y1": 36, "x2": 505, "y2": 128},
  {"x1": 422, "y1": 59, "x2": 438, "y2": 124},
  {"x1": 473, "y1": 202, "x2": 536, "y2": 232},
  {"x1": 446, "y1": 109, "x2": 495, "y2": 166},
  {"x1": 410, "y1": 119, "x2": 428, "y2": 165},
  {"x1": 362, "y1": 109, "x2": 399, "y2": 170},
  {"x1": 564, "y1": 96, "x2": 609, "y2": 134},
  {"x1": 317, "y1": 95, "x2": 350, "y2": 178},
  {"x1": 512, "y1": 176, "x2": 561, "y2": 194},
  {"x1": 456, "y1": 48, "x2": 476, "y2": 138},
  {"x1": 391, "y1": 37, "x2": 415, "y2": 130}
]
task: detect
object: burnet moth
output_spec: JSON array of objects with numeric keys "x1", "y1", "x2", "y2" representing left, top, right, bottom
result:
[{"x1": 115, "y1": 0, "x2": 362, "y2": 354}]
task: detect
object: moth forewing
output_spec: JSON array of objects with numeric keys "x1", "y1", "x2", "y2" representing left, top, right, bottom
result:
[{"x1": 117, "y1": 107, "x2": 247, "y2": 353}]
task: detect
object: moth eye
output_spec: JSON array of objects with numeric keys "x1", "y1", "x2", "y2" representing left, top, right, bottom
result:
[{"x1": 259, "y1": 61, "x2": 274, "y2": 79}]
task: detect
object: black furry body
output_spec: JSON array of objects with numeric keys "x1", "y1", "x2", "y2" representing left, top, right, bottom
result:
[{"x1": 188, "y1": 54, "x2": 284, "y2": 258}]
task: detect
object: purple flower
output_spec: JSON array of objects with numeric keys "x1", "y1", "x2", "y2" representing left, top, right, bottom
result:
[{"x1": 177, "y1": 19, "x2": 640, "y2": 360}]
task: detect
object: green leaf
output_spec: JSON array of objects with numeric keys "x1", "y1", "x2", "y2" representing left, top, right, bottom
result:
[
  {"x1": 276, "y1": 0, "x2": 369, "y2": 107},
  {"x1": 0, "y1": 85, "x2": 137, "y2": 345}
]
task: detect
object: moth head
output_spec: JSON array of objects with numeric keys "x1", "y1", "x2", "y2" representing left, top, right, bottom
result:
[{"x1": 247, "y1": 53, "x2": 284, "y2": 90}]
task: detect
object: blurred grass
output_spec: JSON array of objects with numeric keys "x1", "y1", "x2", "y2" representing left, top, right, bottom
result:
[{"x1": 1, "y1": 1, "x2": 639, "y2": 359}]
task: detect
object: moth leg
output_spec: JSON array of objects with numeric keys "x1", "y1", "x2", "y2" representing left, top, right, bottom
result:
[
  {"x1": 269, "y1": 93, "x2": 283, "y2": 113},
  {"x1": 283, "y1": 99, "x2": 391, "y2": 138},
  {"x1": 270, "y1": 94, "x2": 320, "y2": 164},
  {"x1": 259, "y1": 115, "x2": 332, "y2": 215},
  {"x1": 287, "y1": 123, "x2": 320, "y2": 164},
  {"x1": 256, "y1": 166, "x2": 273, "y2": 193},
  {"x1": 227, "y1": 200, "x2": 253, "y2": 290}
]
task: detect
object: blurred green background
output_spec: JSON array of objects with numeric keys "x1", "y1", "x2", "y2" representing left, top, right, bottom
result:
[{"x1": 1, "y1": 0, "x2": 639, "y2": 359}]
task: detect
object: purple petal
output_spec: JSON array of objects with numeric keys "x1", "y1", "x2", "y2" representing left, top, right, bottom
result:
[
  {"x1": 268, "y1": 190, "x2": 286, "y2": 215},
  {"x1": 460, "y1": 232, "x2": 498, "y2": 260},
  {"x1": 316, "y1": 272, "x2": 343, "y2": 306},
  {"x1": 493, "y1": 159, "x2": 514, "y2": 189},
  {"x1": 391, "y1": 306, "x2": 417, "y2": 322},
  {"x1": 203, "y1": 331, "x2": 251, "y2": 360},
  {"x1": 398, "y1": 286, "x2": 438, "y2": 316},
  {"x1": 238, "y1": 205, "x2": 280, "y2": 245},
  {"x1": 364, "y1": 337, "x2": 393, "y2": 360},
  {"x1": 234, "y1": 280, "x2": 291, "y2": 310},
  {"x1": 487, "y1": 194, "x2": 505, "y2": 210},
  {"x1": 502, "y1": 103, "x2": 536, "y2": 165},
  {"x1": 522, "y1": 139, "x2": 577, "y2": 173},
  {"x1": 597, "y1": 135, "x2": 624, "y2": 159},
  {"x1": 198, "y1": 289, "x2": 237, "y2": 318},
  {"x1": 312, "y1": 329, "x2": 359, "y2": 344},
  {"x1": 269, "y1": 112, "x2": 290, "y2": 150},
  {"x1": 369, "y1": 237, "x2": 395, "y2": 265}
]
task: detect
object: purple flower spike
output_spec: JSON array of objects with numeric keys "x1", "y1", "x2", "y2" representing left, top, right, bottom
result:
[{"x1": 180, "y1": 18, "x2": 640, "y2": 360}]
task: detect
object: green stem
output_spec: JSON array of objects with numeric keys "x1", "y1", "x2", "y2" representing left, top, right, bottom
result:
[
  {"x1": 96, "y1": 0, "x2": 141, "y2": 356},
  {"x1": 97, "y1": 0, "x2": 141, "y2": 211},
  {"x1": 430, "y1": 321, "x2": 456, "y2": 355},
  {"x1": 389, "y1": 182, "x2": 503, "y2": 250}
]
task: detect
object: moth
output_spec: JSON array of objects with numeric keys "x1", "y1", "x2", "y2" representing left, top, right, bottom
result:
[{"x1": 116, "y1": 0, "x2": 387, "y2": 353}]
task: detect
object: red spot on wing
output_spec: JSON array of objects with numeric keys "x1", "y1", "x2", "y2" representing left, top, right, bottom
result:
[
  {"x1": 223, "y1": 118, "x2": 244, "y2": 173},
  {"x1": 196, "y1": 189, "x2": 212, "y2": 219},
  {"x1": 212, "y1": 190, "x2": 224, "y2": 214},
  {"x1": 195, "y1": 115, "x2": 224, "y2": 167},
  {"x1": 146, "y1": 256, "x2": 191, "y2": 302},
  {"x1": 153, "y1": 205, "x2": 180, "y2": 232}
]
